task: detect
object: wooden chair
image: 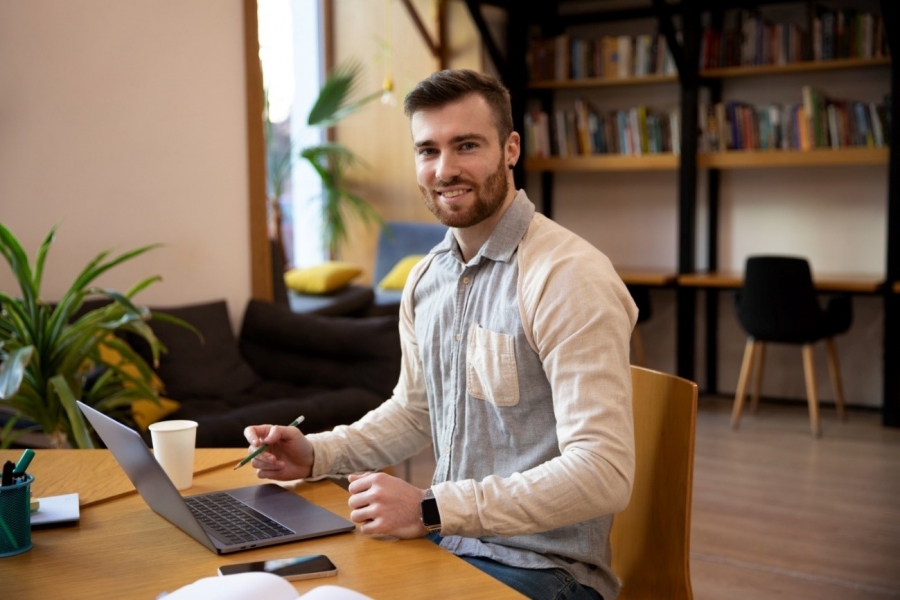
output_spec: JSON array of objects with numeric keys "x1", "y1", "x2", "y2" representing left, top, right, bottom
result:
[{"x1": 611, "y1": 366, "x2": 698, "y2": 600}]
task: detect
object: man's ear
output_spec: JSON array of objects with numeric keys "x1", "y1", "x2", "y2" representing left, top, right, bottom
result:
[{"x1": 506, "y1": 131, "x2": 521, "y2": 169}]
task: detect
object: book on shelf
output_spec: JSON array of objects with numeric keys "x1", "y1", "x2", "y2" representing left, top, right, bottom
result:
[
  {"x1": 556, "y1": 34, "x2": 571, "y2": 81},
  {"x1": 802, "y1": 85, "x2": 829, "y2": 148},
  {"x1": 602, "y1": 36, "x2": 619, "y2": 79},
  {"x1": 527, "y1": 32, "x2": 677, "y2": 82},
  {"x1": 700, "y1": 7, "x2": 888, "y2": 70},
  {"x1": 525, "y1": 100, "x2": 680, "y2": 159},
  {"x1": 524, "y1": 109, "x2": 552, "y2": 158},
  {"x1": 617, "y1": 35, "x2": 633, "y2": 79},
  {"x1": 698, "y1": 91, "x2": 891, "y2": 152}
]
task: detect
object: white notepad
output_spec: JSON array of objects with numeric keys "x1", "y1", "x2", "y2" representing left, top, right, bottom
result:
[{"x1": 30, "y1": 493, "x2": 80, "y2": 526}]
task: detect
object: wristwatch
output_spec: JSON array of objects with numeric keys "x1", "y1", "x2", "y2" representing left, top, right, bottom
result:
[{"x1": 420, "y1": 488, "x2": 442, "y2": 533}]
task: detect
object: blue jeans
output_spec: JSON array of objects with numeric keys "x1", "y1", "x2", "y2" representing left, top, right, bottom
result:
[{"x1": 427, "y1": 534, "x2": 603, "y2": 600}]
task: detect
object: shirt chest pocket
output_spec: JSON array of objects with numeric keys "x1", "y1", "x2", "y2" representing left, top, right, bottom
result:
[{"x1": 466, "y1": 323, "x2": 520, "y2": 407}]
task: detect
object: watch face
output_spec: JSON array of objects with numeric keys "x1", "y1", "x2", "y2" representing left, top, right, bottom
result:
[{"x1": 421, "y1": 497, "x2": 441, "y2": 527}]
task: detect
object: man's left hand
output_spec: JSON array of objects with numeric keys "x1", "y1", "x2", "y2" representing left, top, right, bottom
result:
[{"x1": 346, "y1": 471, "x2": 428, "y2": 539}]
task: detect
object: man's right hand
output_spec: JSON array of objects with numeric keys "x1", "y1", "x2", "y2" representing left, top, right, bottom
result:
[{"x1": 241, "y1": 424, "x2": 314, "y2": 481}]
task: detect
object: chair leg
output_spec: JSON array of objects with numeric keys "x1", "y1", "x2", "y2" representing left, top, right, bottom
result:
[
  {"x1": 824, "y1": 338, "x2": 848, "y2": 421},
  {"x1": 801, "y1": 344, "x2": 822, "y2": 437},
  {"x1": 631, "y1": 326, "x2": 646, "y2": 367},
  {"x1": 732, "y1": 338, "x2": 758, "y2": 430},
  {"x1": 750, "y1": 342, "x2": 766, "y2": 413}
]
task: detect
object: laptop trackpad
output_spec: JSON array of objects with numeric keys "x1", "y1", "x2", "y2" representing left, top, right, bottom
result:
[{"x1": 227, "y1": 484, "x2": 355, "y2": 537}]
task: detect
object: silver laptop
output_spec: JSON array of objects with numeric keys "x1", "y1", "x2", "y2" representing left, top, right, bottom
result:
[{"x1": 76, "y1": 401, "x2": 355, "y2": 554}]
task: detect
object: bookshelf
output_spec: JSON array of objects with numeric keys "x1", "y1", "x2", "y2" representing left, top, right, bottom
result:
[
  {"x1": 465, "y1": 0, "x2": 898, "y2": 427},
  {"x1": 695, "y1": 10, "x2": 892, "y2": 406}
]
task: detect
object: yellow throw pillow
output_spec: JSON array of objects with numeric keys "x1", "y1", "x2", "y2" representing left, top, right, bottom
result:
[
  {"x1": 132, "y1": 397, "x2": 182, "y2": 430},
  {"x1": 97, "y1": 335, "x2": 164, "y2": 391},
  {"x1": 284, "y1": 261, "x2": 363, "y2": 294},
  {"x1": 96, "y1": 334, "x2": 177, "y2": 429},
  {"x1": 377, "y1": 255, "x2": 425, "y2": 290}
]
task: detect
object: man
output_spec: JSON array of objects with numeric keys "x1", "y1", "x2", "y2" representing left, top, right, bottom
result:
[{"x1": 244, "y1": 69, "x2": 637, "y2": 600}]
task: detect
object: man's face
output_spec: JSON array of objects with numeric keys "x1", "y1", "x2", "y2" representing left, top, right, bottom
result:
[{"x1": 410, "y1": 94, "x2": 517, "y2": 228}]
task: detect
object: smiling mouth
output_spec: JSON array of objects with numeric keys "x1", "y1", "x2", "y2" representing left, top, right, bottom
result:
[{"x1": 440, "y1": 188, "x2": 470, "y2": 199}]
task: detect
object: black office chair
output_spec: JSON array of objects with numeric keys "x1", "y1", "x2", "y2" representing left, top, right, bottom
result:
[
  {"x1": 628, "y1": 285, "x2": 652, "y2": 367},
  {"x1": 732, "y1": 256, "x2": 851, "y2": 437}
]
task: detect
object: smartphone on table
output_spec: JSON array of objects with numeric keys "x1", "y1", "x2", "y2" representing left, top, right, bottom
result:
[{"x1": 218, "y1": 554, "x2": 338, "y2": 581}]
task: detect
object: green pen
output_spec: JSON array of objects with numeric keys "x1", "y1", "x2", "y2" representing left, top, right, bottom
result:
[
  {"x1": 233, "y1": 416, "x2": 305, "y2": 470},
  {"x1": 13, "y1": 449, "x2": 34, "y2": 474}
]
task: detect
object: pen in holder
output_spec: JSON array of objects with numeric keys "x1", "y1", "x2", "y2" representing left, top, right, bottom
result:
[{"x1": 0, "y1": 473, "x2": 34, "y2": 557}]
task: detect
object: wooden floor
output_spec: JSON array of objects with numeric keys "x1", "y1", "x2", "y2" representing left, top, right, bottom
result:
[{"x1": 401, "y1": 396, "x2": 900, "y2": 599}]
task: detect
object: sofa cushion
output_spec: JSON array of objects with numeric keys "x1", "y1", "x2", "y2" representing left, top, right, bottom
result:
[
  {"x1": 238, "y1": 300, "x2": 401, "y2": 399},
  {"x1": 169, "y1": 386, "x2": 386, "y2": 447},
  {"x1": 287, "y1": 284, "x2": 374, "y2": 317},
  {"x1": 377, "y1": 255, "x2": 425, "y2": 290},
  {"x1": 284, "y1": 261, "x2": 362, "y2": 294},
  {"x1": 129, "y1": 300, "x2": 261, "y2": 399}
]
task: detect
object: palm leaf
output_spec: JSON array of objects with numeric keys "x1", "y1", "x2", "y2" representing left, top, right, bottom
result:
[
  {"x1": 124, "y1": 275, "x2": 163, "y2": 299},
  {"x1": 71, "y1": 243, "x2": 163, "y2": 292},
  {"x1": 0, "y1": 346, "x2": 34, "y2": 400},
  {"x1": 307, "y1": 61, "x2": 380, "y2": 127},
  {"x1": 50, "y1": 375, "x2": 95, "y2": 449},
  {"x1": 32, "y1": 222, "x2": 60, "y2": 296},
  {"x1": 0, "y1": 223, "x2": 38, "y2": 314}
]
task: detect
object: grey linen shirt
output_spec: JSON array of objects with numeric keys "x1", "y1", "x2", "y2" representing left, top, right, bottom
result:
[{"x1": 308, "y1": 190, "x2": 637, "y2": 599}]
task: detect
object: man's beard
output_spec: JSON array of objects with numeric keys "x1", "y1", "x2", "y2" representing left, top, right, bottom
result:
[{"x1": 420, "y1": 155, "x2": 509, "y2": 228}]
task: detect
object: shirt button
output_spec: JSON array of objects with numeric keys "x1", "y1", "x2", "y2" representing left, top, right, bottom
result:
[
  {"x1": 463, "y1": 277, "x2": 470, "y2": 285},
  {"x1": 454, "y1": 333, "x2": 460, "y2": 341},
  {"x1": 442, "y1": 445, "x2": 450, "y2": 454}
]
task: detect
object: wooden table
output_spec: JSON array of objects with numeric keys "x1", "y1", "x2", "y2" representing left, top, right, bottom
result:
[
  {"x1": 0, "y1": 449, "x2": 523, "y2": 599},
  {"x1": 677, "y1": 270, "x2": 885, "y2": 293},
  {"x1": 0, "y1": 448, "x2": 246, "y2": 507},
  {"x1": 673, "y1": 270, "x2": 885, "y2": 395},
  {"x1": 616, "y1": 268, "x2": 678, "y2": 287}
]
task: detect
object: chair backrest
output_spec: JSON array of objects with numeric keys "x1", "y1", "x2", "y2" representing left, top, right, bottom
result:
[
  {"x1": 736, "y1": 255, "x2": 822, "y2": 342},
  {"x1": 611, "y1": 366, "x2": 698, "y2": 600},
  {"x1": 373, "y1": 221, "x2": 448, "y2": 284}
]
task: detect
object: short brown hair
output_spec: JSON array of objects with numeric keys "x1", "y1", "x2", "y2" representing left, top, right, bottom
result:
[{"x1": 404, "y1": 69, "x2": 514, "y2": 144}]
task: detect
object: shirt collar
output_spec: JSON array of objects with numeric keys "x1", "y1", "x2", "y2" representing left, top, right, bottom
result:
[{"x1": 432, "y1": 190, "x2": 535, "y2": 265}]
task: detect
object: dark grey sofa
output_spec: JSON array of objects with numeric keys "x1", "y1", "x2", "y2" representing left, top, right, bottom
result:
[{"x1": 129, "y1": 299, "x2": 401, "y2": 447}]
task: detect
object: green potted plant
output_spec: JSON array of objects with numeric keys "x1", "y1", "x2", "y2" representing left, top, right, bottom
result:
[
  {"x1": 266, "y1": 60, "x2": 386, "y2": 265},
  {"x1": 0, "y1": 223, "x2": 193, "y2": 449}
]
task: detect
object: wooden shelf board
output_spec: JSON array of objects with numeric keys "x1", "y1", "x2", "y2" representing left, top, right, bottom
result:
[
  {"x1": 701, "y1": 57, "x2": 891, "y2": 79},
  {"x1": 528, "y1": 74, "x2": 678, "y2": 89},
  {"x1": 678, "y1": 271, "x2": 885, "y2": 294},
  {"x1": 525, "y1": 154, "x2": 678, "y2": 172},
  {"x1": 698, "y1": 147, "x2": 889, "y2": 169}
]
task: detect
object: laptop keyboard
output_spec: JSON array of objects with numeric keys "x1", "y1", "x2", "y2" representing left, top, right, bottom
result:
[{"x1": 185, "y1": 492, "x2": 295, "y2": 546}]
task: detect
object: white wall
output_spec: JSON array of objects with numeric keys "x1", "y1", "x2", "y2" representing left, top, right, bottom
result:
[{"x1": 0, "y1": 1, "x2": 251, "y2": 326}]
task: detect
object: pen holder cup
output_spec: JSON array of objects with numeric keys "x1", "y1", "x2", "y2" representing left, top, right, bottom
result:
[{"x1": 0, "y1": 473, "x2": 33, "y2": 557}]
